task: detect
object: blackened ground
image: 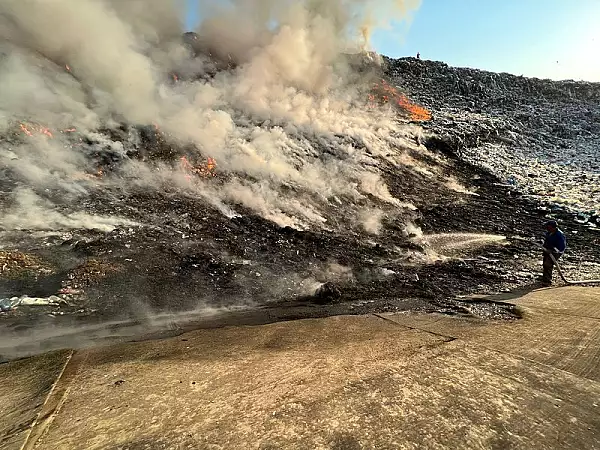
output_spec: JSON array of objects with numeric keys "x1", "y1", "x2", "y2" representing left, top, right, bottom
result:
[
  {"x1": 3, "y1": 128, "x2": 600, "y2": 360},
  {"x1": 3, "y1": 132, "x2": 598, "y2": 344}
]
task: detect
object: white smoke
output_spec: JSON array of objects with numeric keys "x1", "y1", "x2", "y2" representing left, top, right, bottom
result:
[
  {"x1": 0, "y1": 0, "x2": 428, "y2": 233},
  {"x1": 359, "y1": 207, "x2": 385, "y2": 234},
  {"x1": 0, "y1": 188, "x2": 137, "y2": 232}
]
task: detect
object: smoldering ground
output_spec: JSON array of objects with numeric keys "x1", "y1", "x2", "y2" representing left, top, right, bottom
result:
[
  {"x1": 0, "y1": 0, "x2": 427, "y2": 231},
  {"x1": 1, "y1": 1, "x2": 550, "y2": 360}
]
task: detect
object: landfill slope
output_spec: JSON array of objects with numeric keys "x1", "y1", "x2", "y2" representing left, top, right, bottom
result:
[
  {"x1": 387, "y1": 57, "x2": 600, "y2": 216},
  {"x1": 0, "y1": 2, "x2": 599, "y2": 358}
]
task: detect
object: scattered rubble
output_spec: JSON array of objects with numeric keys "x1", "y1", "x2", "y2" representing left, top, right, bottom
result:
[
  {"x1": 0, "y1": 251, "x2": 53, "y2": 279},
  {"x1": 1, "y1": 48, "x2": 600, "y2": 342},
  {"x1": 63, "y1": 259, "x2": 121, "y2": 287},
  {"x1": 386, "y1": 57, "x2": 600, "y2": 214}
]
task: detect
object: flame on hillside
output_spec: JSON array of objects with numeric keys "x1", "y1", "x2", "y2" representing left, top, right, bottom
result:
[
  {"x1": 369, "y1": 79, "x2": 431, "y2": 121},
  {"x1": 180, "y1": 156, "x2": 217, "y2": 180},
  {"x1": 19, "y1": 123, "x2": 54, "y2": 138}
]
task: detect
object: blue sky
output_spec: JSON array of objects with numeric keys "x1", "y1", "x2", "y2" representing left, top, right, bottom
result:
[
  {"x1": 185, "y1": 0, "x2": 600, "y2": 81},
  {"x1": 185, "y1": 0, "x2": 200, "y2": 31}
]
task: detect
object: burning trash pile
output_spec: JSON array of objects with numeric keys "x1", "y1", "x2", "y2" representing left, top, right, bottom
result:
[
  {"x1": 180, "y1": 156, "x2": 217, "y2": 179},
  {"x1": 368, "y1": 79, "x2": 432, "y2": 121},
  {"x1": 386, "y1": 56, "x2": 600, "y2": 219},
  {"x1": 0, "y1": 0, "x2": 439, "y2": 237},
  {"x1": 1, "y1": 0, "x2": 599, "y2": 359}
]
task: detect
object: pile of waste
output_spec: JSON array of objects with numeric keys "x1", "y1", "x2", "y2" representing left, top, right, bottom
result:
[
  {"x1": 0, "y1": 1, "x2": 599, "y2": 359},
  {"x1": 386, "y1": 57, "x2": 600, "y2": 217}
]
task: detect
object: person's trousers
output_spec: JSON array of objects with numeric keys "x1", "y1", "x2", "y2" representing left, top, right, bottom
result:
[{"x1": 542, "y1": 252, "x2": 561, "y2": 283}]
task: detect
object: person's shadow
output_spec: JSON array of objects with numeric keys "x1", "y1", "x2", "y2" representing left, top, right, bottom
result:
[{"x1": 483, "y1": 280, "x2": 563, "y2": 304}]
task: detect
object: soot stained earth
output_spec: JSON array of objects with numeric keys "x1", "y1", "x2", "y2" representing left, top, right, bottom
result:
[
  {"x1": 2, "y1": 142, "x2": 595, "y2": 327},
  {"x1": 2, "y1": 54, "x2": 600, "y2": 360}
]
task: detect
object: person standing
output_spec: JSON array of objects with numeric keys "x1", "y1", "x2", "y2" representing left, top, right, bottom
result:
[{"x1": 541, "y1": 220, "x2": 566, "y2": 286}]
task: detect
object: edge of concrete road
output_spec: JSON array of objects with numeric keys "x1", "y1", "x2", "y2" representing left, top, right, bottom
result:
[{"x1": 3, "y1": 285, "x2": 600, "y2": 449}]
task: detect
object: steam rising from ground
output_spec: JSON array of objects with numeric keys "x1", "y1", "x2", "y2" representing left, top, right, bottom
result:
[
  {"x1": 1, "y1": 188, "x2": 137, "y2": 232},
  {"x1": 0, "y1": 0, "x2": 424, "y2": 232}
]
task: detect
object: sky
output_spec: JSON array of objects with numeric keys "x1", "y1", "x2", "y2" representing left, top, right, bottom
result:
[{"x1": 185, "y1": 0, "x2": 600, "y2": 81}]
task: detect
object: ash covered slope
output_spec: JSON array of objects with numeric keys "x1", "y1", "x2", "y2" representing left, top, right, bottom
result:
[
  {"x1": 0, "y1": 0, "x2": 479, "y2": 329},
  {"x1": 2, "y1": 1, "x2": 599, "y2": 358},
  {"x1": 386, "y1": 57, "x2": 600, "y2": 218}
]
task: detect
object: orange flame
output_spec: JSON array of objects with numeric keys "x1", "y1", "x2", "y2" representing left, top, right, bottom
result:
[
  {"x1": 19, "y1": 122, "x2": 56, "y2": 138},
  {"x1": 180, "y1": 156, "x2": 217, "y2": 181},
  {"x1": 40, "y1": 127, "x2": 53, "y2": 138},
  {"x1": 19, "y1": 123, "x2": 80, "y2": 139},
  {"x1": 206, "y1": 157, "x2": 216, "y2": 172},
  {"x1": 369, "y1": 80, "x2": 432, "y2": 121},
  {"x1": 65, "y1": 64, "x2": 71, "y2": 72},
  {"x1": 19, "y1": 123, "x2": 33, "y2": 137},
  {"x1": 180, "y1": 156, "x2": 217, "y2": 179}
]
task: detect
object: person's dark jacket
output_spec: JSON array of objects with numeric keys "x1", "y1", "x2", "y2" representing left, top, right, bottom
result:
[{"x1": 543, "y1": 229, "x2": 566, "y2": 253}]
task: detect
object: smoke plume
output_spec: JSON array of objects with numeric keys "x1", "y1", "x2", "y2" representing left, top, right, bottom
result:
[{"x1": 0, "y1": 0, "x2": 425, "y2": 234}]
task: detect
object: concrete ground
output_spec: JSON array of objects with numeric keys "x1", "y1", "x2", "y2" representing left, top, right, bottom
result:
[{"x1": 1, "y1": 287, "x2": 600, "y2": 449}]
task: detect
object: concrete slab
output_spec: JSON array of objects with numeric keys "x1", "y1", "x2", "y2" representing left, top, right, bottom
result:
[
  {"x1": 1, "y1": 288, "x2": 600, "y2": 449},
  {"x1": 0, "y1": 350, "x2": 71, "y2": 450},
  {"x1": 382, "y1": 287, "x2": 600, "y2": 382},
  {"x1": 26, "y1": 315, "x2": 445, "y2": 449},
  {"x1": 517, "y1": 286, "x2": 600, "y2": 319}
]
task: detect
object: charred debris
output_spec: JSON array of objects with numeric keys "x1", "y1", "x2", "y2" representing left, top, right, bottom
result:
[{"x1": 1, "y1": 41, "x2": 599, "y2": 341}]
